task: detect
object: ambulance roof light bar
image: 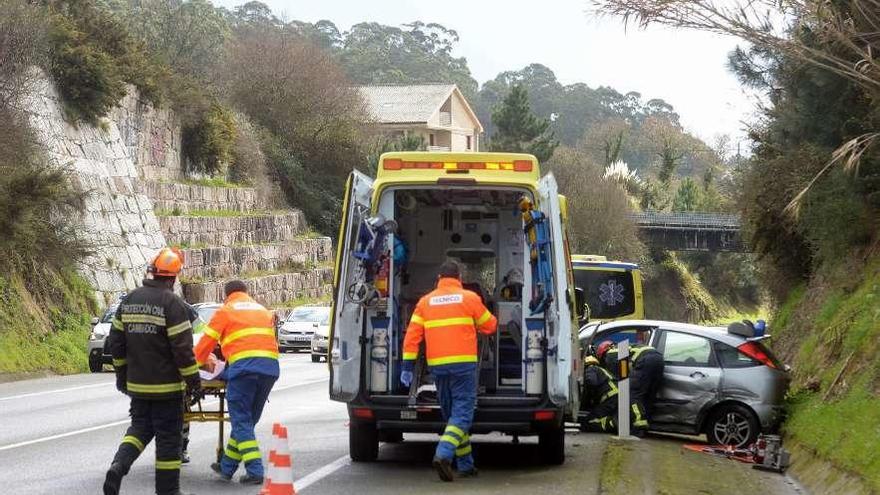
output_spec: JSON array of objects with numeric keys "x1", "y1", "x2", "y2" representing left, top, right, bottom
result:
[{"x1": 383, "y1": 159, "x2": 533, "y2": 172}]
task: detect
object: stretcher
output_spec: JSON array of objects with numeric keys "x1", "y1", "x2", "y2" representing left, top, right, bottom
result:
[{"x1": 184, "y1": 379, "x2": 229, "y2": 463}]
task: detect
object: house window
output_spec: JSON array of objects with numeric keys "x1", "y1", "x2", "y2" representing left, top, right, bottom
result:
[
  {"x1": 429, "y1": 134, "x2": 435, "y2": 147},
  {"x1": 466, "y1": 135, "x2": 472, "y2": 150}
]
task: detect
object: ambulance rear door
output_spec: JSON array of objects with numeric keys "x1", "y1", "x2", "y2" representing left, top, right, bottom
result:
[
  {"x1": 537, "y1": 173, "x2": 573, "y2": 407},
  {"x1": 329, "y1": 170, "x2": 373, "y2": 402}
]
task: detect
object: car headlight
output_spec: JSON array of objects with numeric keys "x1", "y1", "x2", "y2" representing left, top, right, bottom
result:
[{"x1": 89, "y1": 332, "x2": 106, "y2": 341}]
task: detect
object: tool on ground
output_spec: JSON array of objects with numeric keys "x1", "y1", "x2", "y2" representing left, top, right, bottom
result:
[
  {"x1": 682, "y1": 443, "x2": 755, "y2": 463},
  {"x1": 519, "y1": 196, "x2": 554, "y2": 315},
  {"x1": 752, "y1": 434, "x2": 791, "y2": 473},
  {"x1": 258, "y1": 423, "x2": 295, "y2": 495},
  {"x1": 347, "y1": 213, "x2": 397, "y2": 306},
  {"x1": 682, "y1": 434, "x2": 791, "y2": 473}
]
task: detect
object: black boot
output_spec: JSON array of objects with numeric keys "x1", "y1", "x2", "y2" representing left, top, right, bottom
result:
[
  {"x1": 103, "y1": 463, "x2": 124, "y2": 495},
  {"x1": 432, "y1": 457, "x2": 455, "y2": 482}
]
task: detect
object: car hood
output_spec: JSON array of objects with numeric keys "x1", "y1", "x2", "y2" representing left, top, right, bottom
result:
[
  {"x1": 92, "y1": 322, "x2": 112, "y2": 337},
  {"x1": 281, "y1": 321, "x2": 318, "y2": 333}
]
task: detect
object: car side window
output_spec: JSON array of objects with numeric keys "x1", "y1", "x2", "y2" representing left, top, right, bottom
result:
[
  {"x1": 659, "y1": 331, "x2": 715, "y2": 367},
  {"x1": 593, "y1": 327, "x2": 654, "y2": 348},
  {"x1": 714, "y1": 342, "x2": 759, "y2": 368}
]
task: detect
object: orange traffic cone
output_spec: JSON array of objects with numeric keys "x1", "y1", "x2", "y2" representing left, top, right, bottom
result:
[{"x1": 259, "y1": 423, "x2": 295, "y2": 495}]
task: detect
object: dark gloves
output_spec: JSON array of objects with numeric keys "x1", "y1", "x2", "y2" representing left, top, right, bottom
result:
[
  {"x1": 185, "y1": 375, "x2": 203, "y2": 405},
  {"x1": 115, "y1": 369, "x2": 127, "y2": 394}
]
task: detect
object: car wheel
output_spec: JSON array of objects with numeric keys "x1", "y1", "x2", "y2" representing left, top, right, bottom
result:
[
  {"x1": 706, "y1": 404, "x2": 759, "y2": 448},
  {"x1": 378, "y1": 430, "x2": 403, "y2": 443},
  {"x1": 538, "y1": 426, "x2": 565, "y2": 465},
  {"x1": 311, "y1": 355, "x2": 321, "y2": 363},
  {"x1": 349, "y1": 421, "x2": 379, "y2": 462},
  {"x1": 89, "y1": 357, "x2": 103, "y2": 373}
]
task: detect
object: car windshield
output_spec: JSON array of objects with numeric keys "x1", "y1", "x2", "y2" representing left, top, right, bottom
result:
[
  {"x1": 288, "y1": 307, "x2": 329, "y2": 323},
  {"x1": 574, "y1": 269, "x2": 636, "y2": 319},
  {"x1": 197, "y1": 305, "x2": 219, "y2": 323},
  {"x1": 100, "y1": 304, "x2": 119, "y2": 323}
]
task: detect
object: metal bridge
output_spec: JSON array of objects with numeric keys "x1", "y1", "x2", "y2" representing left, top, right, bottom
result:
[{"x1": 629, "y1": 212, "x2": 744, "y2": 252}]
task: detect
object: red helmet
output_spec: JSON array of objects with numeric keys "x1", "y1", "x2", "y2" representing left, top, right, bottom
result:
[
  {"x1": 596, "y1": 340, "x2": 614, "y2": 360},
  {"x1": 149, "y1": 247, "x2": 184, "y2": 277}
]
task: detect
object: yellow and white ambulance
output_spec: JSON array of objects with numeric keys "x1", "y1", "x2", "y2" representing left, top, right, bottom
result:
[{"x1": 328, "y1": 152, "x2": 582, "y2": 465}]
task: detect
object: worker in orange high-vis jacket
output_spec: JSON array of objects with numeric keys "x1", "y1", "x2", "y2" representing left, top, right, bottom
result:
[
  {"x1": 401, "y1": 261, "x2": 497, "y2": 482},
  {"x1": 193, "y1": 280, "x2": 279, "y2": 485}
]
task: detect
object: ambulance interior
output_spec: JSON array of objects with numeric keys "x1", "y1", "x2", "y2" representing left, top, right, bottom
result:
[{"x1": 368, "y1": 187, "x2": 544, "y2": 399}]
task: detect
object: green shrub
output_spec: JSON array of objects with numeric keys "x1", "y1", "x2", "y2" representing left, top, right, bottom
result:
[
  {"x1": 182, "y1": 104, "x2": 237, "y2": 175},
  {"x1": 48, "y1": 13, "x2": 125, "y2": 123},
  {"x1": 45, "y1": 0, "x2": 164, "y2": 123}
]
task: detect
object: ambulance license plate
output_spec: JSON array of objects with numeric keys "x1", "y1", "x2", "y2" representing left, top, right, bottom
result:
[{"x1": 400, "y1": 410, "x2": 417, "y2": 420}]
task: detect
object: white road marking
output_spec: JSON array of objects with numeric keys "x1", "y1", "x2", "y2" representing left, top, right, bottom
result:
[
  {"x1": 0, "y1": 419, "x2": 131, "y2": 452},
  {"x1": 294, "y1": 454, "x2": 351, "y2": 492},
  {"x1": 0, "y1": 377, "x2": 328, "y2": 452},
  {"x1": 0, "y1": 382, "x2": 112, "y2": 402}
]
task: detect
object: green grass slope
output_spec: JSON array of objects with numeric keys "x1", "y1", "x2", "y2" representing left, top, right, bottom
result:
[
  {"x1": 771, "y1": 255, "x2": 880, "y2": 492},
  {"x1": 0, "y1": 269, "x2": 97, "y2": 376}
]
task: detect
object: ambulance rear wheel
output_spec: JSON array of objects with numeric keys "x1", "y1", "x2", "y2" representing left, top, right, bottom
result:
[
  {"x1": 350, "y1": 421, "x2": 379, "y2": 462},
  {"x1": 538, "y1": 426, "x2": 565, "y2": 465}
]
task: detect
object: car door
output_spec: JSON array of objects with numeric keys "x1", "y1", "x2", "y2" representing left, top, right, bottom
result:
[
  {"x1": 329, "y1": 170, "x2": 373, "y2": 402},
  {"x1": 652, "y1": 330, "x2": 722, "y2": 428}
]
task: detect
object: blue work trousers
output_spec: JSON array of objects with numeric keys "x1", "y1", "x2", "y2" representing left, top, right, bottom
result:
[
  {"x1": 220, "y1": 372, "x2": 277, "y2": 477},
  {"x1": 432, "y1": 363, "x2": 477, "y2": 472}
]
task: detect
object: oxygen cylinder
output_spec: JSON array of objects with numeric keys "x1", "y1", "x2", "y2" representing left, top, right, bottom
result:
[
  {"x1": 525, "y1": 329, "x2": 544, "y2": 394},
  {"x1": 370, "y1": 327, "x2": 388, "y2": 392}
]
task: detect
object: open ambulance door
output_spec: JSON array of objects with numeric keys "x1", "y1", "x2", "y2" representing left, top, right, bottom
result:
[
  {"x1": 537, "y1": 173, "x2": 573, "y2": 408},
  {"x1": 329, "y1": 170, "x2": 373, "y2": 402}
]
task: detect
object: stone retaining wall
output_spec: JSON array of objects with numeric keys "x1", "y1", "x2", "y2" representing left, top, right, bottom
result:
[
  {"x1": 159, "y1": 212, "x2": 307, "y2": 246},
  {"x1": 180, "y1": 238, "x2": 332, "y2": 280},
  {"x1": 25, "y1": 78, "x2": 167, "y2": 303},
  {"x1": 144, "y1": 181, "x2": 262, "y2": 214},
  {"x1": 182, "y1": 268, "x2": 334, "y2": 306},
  {"x1": 112, "y1": 91, "x2": 183, "y2": 181}
]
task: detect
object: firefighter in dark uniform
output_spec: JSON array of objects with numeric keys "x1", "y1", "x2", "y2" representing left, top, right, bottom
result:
[
  {"x1": 579, "y1": 355, "x2": 618, "y2": 433},
  {"x1": 103, "y1": 247, "x2": 202, "y2": 495},
  {"x1": 597, "y1": 340, "x2": 664, "y2": 436}
]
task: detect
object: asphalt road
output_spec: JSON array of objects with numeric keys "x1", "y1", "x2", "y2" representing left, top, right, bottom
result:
[{"x1": 0, "y1": 354, "x2": 804, "y2": 494}]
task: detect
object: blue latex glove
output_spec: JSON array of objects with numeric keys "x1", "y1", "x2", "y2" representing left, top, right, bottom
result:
[{"x1": 400, "y1": 370, "x2": 413, "y2": 388}]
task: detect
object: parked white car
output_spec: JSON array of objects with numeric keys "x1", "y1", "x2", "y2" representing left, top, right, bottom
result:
[{"x1": 279, "y1": 305, "x2": 330, "y2": 353}]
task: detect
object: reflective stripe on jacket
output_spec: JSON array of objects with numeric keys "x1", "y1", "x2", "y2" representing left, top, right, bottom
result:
[
  {"x1": 402, "y1": 277, "x2": 498, "y2": 367},
  {"x1": 194, "y1": 292, "x2": 278, "y2": 368}
]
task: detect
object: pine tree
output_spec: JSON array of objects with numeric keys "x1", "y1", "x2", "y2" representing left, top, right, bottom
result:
[{"x1": 489, "y1": 84, "x2": 557, "y2": 162}]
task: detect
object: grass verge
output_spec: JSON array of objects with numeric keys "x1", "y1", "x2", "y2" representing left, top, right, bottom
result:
[
  {"x1": 773, "y1": 255, "x2": 880, "y2": 492},
  {"x1": 0, "y1": 270, "x2": 97, "y2": 375}
]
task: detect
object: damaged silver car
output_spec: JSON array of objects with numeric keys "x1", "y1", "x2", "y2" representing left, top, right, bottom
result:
[{"x1": 579, "y1": 320, "x2": 790, "y2": 447}]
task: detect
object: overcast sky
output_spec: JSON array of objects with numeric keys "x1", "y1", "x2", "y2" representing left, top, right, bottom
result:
[{"x1": 215, "y1": 0, "x2": 760, "y2": 147}]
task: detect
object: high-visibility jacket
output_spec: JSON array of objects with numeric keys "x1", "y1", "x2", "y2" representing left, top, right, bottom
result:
[
  {"x1": 603, "y1": 344, "x2": 659, "y2": 379},
  {"x1": 108, "y1": 279, "x2": 198, "y2": 400},
  {"x1": 583, "y1": 362, "x2": 618, "y2": 406},
  {"x1": 194, "y1": 291, "x2": 278, "y2": 369},
  {"x1": 403, "y1": 277, "x2": 498, "y2": 367}
]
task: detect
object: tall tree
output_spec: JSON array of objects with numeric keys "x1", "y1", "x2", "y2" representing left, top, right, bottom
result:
[
  {"x1": 672, "y1": 177, "x2": 700, "y2": 211},
  {"x1": 489, "y1": 85, "x2": 558, "y2": 162}
]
